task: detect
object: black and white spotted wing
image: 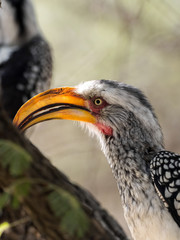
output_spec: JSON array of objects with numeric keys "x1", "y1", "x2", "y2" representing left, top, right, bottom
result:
[{"x1": 150, "y1": 151, "x2": 180, "y2": 227}]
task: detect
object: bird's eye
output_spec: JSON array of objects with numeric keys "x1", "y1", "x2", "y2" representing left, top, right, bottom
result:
[
  {"x1": 89, "y1": 97, "x2": 107, "y2": 113},
  {"x1": 94, "y1": 98, "x2": 103, "y2": 106}
]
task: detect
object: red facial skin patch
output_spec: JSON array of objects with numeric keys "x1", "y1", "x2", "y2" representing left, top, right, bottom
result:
[
  {"x1": 87, "y1": 97, "x2": 113, "y2": 136},
  {"x1": 95, "y1": 122, "x2": 113, "y2": 136}
]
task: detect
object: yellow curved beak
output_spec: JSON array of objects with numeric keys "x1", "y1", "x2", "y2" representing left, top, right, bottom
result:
[{"x1": 13, "y1": 87, "x2": 96, "y2": 131}]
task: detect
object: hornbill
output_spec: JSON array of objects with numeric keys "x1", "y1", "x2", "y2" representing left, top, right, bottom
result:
[
  {"x1": 13, "y1": 79, "x2": 180, "y2": 240},
  {"x1": 0, "y1": 0, "x2": 52, "y2": 119}
]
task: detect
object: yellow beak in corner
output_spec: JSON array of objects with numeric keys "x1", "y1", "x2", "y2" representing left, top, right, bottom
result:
[{"x1": 13, "y1": 87, "x2": 96, "y2": 131}]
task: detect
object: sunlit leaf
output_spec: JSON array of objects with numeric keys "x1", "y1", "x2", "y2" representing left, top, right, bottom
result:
[
  {"x1": 0, "y1": 140, "x2": 32, "y2": 176},
  {"x1": 0, "y1": 222, "x2": 10, "y2": 237}
]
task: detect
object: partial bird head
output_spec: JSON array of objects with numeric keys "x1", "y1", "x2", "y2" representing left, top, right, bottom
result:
[{"x1": 13, "y1": 80, "x2": 164, "y2": 161}]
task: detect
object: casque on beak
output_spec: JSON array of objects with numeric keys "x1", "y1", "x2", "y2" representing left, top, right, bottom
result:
[{"x1": 13, "y1": 87, "x2": 96, "y2": 131}]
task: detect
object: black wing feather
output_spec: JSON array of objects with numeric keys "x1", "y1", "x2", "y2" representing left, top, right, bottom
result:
[{"x1": 150, "y1": 151, "x2": 180, "y2": 227}]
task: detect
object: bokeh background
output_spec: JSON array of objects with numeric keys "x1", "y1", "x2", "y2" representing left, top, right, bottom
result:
[{"x1": 29, "y1": 0, "x2": 180, "y2": 238}]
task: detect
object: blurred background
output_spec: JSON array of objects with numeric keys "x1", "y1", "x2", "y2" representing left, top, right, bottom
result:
[{"x1": 28, "y1": 0, "x2": 180, "y2": 237}]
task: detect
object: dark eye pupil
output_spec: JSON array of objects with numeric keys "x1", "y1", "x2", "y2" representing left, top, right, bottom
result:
[{"x1": 95, "y1": 99, "x2": 101, "y2": 105}]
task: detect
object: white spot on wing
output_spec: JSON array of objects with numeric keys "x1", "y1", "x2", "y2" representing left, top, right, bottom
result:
[{"x1": 165, "y1": 188, "x2": 172, "y2": 198}]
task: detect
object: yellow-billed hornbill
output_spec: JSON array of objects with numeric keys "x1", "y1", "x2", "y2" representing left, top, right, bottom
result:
[
  {"x1": 13, "y1": 80, "x2": 180, "y2": 240},
  {"x1": 0, "y1": 0, "x2": 52, "y2": 119}
]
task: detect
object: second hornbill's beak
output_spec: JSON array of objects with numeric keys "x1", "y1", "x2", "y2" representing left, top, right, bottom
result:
[{"x1": 13, "y1": 87, "x2": 96, "y2": 131}]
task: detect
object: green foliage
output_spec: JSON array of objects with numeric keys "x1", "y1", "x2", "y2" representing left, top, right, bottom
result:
[
  {"x1": 14, "y1": 180, "x2": 31, "y2": 197},
  {"x1": 48, "y1": 189, "x2": 89, "y2": 238},
  {"x1": 0, "y1": 140, "x2": 32, "y2": 211},
  {"x1": 0, "y1": 180, "x2": 31, "y2": 212},
  {"x1": 0, "y1": 192, "x2": 10, "y2": 210},
  {"x1": 0, "y1": 140, "x2": 32, "y2": 176},
  {"x1": 11, "y1": 195, "x2": 20, "y2": 209}
]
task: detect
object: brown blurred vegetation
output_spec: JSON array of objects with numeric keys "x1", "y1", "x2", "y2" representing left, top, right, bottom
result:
[{"x1": 30, "y1": 0, "x2": 180, "y2": 237}]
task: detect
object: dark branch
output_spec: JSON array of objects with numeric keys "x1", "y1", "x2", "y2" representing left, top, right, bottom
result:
[{"x1": 0, "y1": 107, "x2": 128, "y2": 240}]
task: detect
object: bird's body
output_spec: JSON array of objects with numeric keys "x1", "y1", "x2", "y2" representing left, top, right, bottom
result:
[
  {"x1": 13, "y1": 79, "x2": 180, "y2": 240},
  {"x1": 105, "y1": 136, "x2": 180, "y2": 240},
  {"x1": 0, "y1": 0, "x2": 52, "y2": 119}
]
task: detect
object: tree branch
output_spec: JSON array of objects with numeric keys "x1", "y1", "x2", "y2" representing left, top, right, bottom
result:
[{"x1": 0, "y1": 108, "x2": 128, "y2": 240}]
